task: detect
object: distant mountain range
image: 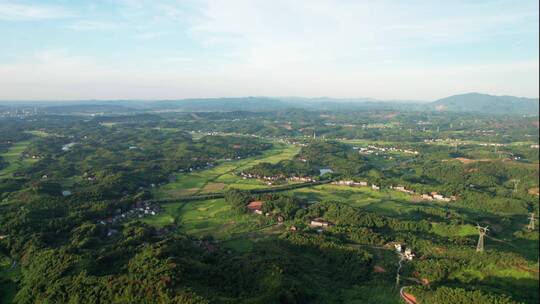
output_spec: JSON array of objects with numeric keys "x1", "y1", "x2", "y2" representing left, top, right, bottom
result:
[{"x1": 1, "y1": 93, "x2": 537, "y2": 115}]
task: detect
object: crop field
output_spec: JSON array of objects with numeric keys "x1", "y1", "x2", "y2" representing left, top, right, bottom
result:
[
  {"x1": 0, "y1": 141, "x2": 37, "y2": 179},
  {"x1": 154, "y1": 143, "x2": 300, "y2": 199}
]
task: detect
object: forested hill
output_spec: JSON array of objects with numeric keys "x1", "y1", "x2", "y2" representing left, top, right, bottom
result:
[
  {"x1": 1, "y1": 93, "x2": 538, "y2": 115},
  {"x1": 431, "y1": 93, "x2": 539, "y2": 115}
]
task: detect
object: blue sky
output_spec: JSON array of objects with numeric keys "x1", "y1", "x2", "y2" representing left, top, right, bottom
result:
[{"x1": 0, "y1": 0, "x2": 538, "y2": 100}]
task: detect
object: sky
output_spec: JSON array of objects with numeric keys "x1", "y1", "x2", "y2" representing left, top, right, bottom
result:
[{"x1": 0, "y1": 0, "x2": 538, "y2": 101}]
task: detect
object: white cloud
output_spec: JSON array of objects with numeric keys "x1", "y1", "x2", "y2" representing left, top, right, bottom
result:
[
  {"x1": 0, "y1": 3, "x2": 74, "y2": 21},
  {"x1": 134, "y1": 31, "x2": 169, "y2": 40},
  {"x1": 66, "y1": 20, "x2": 120, "y2": 31},
  {"x1": 187, "y1": 0, "x2": 538, "y2": 70},
  {"x1": 0, "y1": 1, "x2": 537, "y2": 100}
]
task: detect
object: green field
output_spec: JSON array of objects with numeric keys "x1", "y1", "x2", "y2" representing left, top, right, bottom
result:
[
  {"x1": 431, "y1": 222, "x2": 478, "y2": 237},
  {"x1": 0, "y1": 141, "x2": 37, "y2": 179},
  {"x1": 143, "y1": 198, "x2": 277, "y2": 251},
  {"x1": 154, "y1": 143, "x2": 300, "y2": 199},
  {"x1": 293, "y1": 184, "x2": 420, "y2": 216}
]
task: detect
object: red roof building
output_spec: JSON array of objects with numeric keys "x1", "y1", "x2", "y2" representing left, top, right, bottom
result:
[{"x1": 247, "y1": 201, "x2": 264, "y2": 214}]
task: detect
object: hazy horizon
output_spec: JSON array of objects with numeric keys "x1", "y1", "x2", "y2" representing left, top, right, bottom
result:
[
  {"x1": 1, "y1": 1, "x2": 539, "y2": 100},
  {"x1": 0, "y1": 91, "x2": 539, "y2": 104}
]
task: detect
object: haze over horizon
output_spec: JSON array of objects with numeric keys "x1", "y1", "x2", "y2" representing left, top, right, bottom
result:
[{"x1": 1, "y1": 0, "x2": 539, "y2": 100}]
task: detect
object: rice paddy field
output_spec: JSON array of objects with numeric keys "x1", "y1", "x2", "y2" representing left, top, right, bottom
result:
[{"x1": 153, "y1": 143, "x2": 300, "y2": 199}]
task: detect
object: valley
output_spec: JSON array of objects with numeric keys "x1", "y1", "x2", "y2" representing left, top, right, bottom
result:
[{"x1": 0, "y1": 103, "x2": 538, "y2": 303}]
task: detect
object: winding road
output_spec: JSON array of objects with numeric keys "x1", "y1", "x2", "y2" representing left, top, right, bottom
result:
[
  {"x1": 396, "y1": 255, "x2": 419, "y2": 304},
  {"x1": 400, "y1": 286, "x2": 418, "y2": 304}
]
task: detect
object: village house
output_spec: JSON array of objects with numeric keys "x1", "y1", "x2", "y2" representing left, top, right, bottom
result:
[
  {"x1": 404, "y1": 248, "x2": 415, "y2": 261},
  {"x1": 371, "y1": 184, "x2": 380, "y2": 191},
  {"x1": 310, "y1": 218, "x2": 332, "y2": 228},
  {"x1": 421, "y1": 194, "x2": 434, "y2": 201},
  {"x1": 247, "y1": 201, "x2": 264, "y2": 215},
  {"x1": 394, "y1": 243, "x2": 415, "y2": 260}
]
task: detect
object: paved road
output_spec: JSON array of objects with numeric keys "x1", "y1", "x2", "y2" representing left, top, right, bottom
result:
[{"x1": 400, "y1": 286, "x2": 417, "y2": 304}]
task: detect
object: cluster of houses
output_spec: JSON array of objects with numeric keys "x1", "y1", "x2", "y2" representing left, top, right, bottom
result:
[
  {"x1": 0, "y1": 108, "x2": 38, "y2": 118},
  {"x1": 394, "y1": 243, "x2": 415, "y2": 261},
  {"x1": 331, "y1": 180, "x2": 381, "y2": 190},
  {"x1": 479, "y1": 142, "x2": 508, "y2": 147},
  {"x1": 331, "y1": 181, "x2": 455, "y2": 201},
  {"x1": 246, "y1": 200, "x2": 285, "y2": 224},
  {"x1": 288, "y1": 141, "x2": 308, "y2": 147},
  {"x1": 355, "y1": 145, "x2": 419, "y2": 155},
  {"x1": 420, "y1": 192, "x2": 456, "y2": 202},
  {"x1": 239, "y1": 172, "x2": 316, "y2": 185},
  {"x1": 22, "y1": 153, "x2": 44, "y2": 160},
  {"x1": 97, "y1": 201, "x2": 161, "y2": 228},
  {"x1": 390, "y1": 185, "x2": 456, "y2": 202},
  {"x1": 288, "y1": 176, "x2": 316, "y2": 182},
  {"x1": 332, "y1": 180, "x2": 368, "y2": 187}
]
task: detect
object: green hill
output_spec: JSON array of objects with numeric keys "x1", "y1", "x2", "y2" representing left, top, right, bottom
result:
[{"x1": 431, "y1": 93, "x2": 538, "y2": 115}]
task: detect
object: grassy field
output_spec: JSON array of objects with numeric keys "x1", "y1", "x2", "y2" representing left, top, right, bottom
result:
[
  {"x1": 431, "y1": 222, "x2": 478, "y2": 237},
  {"x1": 293, "y1": 184, "x2": 422, "y2": 217},
  {"x1": 143, "y1": 198, "x2": 278, "y2": 252},
  {"x1": 176, "y1": 199, "x2": 262, "y2": 238},
  {"x1": 154, "y1": 143, "x2": 300, "y2": 199},
  {"x1": 0, "y1": 141, "x2": 37, "y2": 179}
]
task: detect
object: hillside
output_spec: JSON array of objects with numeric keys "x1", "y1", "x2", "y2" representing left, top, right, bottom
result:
[{"x1": 431, "y1": 93, "x2": 539, "y2": 115}]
